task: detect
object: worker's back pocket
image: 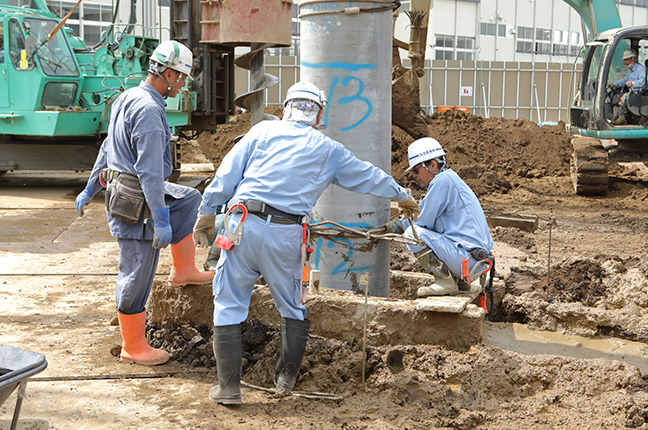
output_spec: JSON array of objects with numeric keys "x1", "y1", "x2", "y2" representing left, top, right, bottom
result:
[{"x1": 106, "y1": 180, "x2": 149, "y2": 224}]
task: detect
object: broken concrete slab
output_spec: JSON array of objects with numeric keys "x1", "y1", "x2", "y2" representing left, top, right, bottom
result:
[{"x1": 149, "y1": 271, "x2": 488, "y2": 352}]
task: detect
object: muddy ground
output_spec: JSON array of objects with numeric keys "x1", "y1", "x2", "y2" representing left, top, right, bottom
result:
[{"x1": 3, "y1": 107, "x2": 648, "y2": 429}]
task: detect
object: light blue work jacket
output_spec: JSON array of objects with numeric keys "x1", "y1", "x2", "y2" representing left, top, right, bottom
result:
[{"x1": 200, "y1": 120, "x2": 408, "y2": 215}]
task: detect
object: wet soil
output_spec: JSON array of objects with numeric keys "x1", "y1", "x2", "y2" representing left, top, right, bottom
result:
[
  {"x1": 4, "y1": 107, "x2": 648, "y2": 429},
  {"x1": 139, "y1": 108, "x2": 648, "y2": 429}
]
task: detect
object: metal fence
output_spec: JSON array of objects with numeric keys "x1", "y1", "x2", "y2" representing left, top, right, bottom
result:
[{"x1": 234, "y1": 56, "x2": 583, "y2": 123}]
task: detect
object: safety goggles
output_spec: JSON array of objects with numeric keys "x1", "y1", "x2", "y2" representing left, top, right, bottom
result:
[{"x1": 411, "y1": 164, "x2": 424, "y2": 175}]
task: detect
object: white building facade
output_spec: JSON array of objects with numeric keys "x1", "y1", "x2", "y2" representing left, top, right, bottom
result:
[{"x1": 393, "y1": 0, "x2": 648, "y2": 64}]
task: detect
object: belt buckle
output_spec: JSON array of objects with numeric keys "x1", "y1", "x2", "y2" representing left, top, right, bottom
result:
[{"x1": 244, "y1": 200, "x2": 265, "y2": 214}]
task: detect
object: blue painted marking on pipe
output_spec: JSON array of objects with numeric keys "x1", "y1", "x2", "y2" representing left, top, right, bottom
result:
[
  {"x1": 314, "y1": 237, "x2": 324, "y2": 270},
  {"x1": 310, "y1": 220, "x2": 372, "y2": 229},
  {"x1": 328, "y1": 237, "x2": 373, "y2": 275},
  {"x1": 311, "y1": 221, "x2": 375, "y2": 275},
  {"x1": 301, "y1": 61, "x2": 376, "y2": 71},
  {"x1": 338, "y1": 77, "x2": 372, "y2": 131},
  {"x1": 322, "y1": 76, "x2": 373, "y2": 129}
]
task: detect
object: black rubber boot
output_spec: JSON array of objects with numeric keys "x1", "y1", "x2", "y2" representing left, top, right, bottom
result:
[
  {"x1": 209, "y1": 324, "x2": 242, "y2": 405},
  {"x1": 274, "y1": 318, "x2": 311, "y2": 394}
]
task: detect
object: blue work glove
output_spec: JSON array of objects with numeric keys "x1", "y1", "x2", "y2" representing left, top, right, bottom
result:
[
  {"x1": 75, "y1": 189, "x2": 95, "y2": 216},
  {"x1": 383, "y1": 219, "x2": 405, "y2": 234},
  {"x1": 151, "y1": 207, "x2": 173, "y2": 249}
]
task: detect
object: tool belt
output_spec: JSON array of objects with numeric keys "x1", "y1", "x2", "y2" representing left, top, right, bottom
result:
[
  {"x1": 102, "y1": 168, "x2": 150, "y2": 224},
  {"x1": 242, "y1": 200, "x2": 303, "y2": 225}
]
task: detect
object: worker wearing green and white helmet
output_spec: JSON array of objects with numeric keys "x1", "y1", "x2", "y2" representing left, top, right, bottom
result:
[
  {"x1": 608, "y1": 48, "x2": 646, "y2": 125},
  {"x1": 148, "y1": 40, "x2": 194, "y2": 98},
  {"x1": 75, "y1": 39, "x2": 212, "y2": 367}
]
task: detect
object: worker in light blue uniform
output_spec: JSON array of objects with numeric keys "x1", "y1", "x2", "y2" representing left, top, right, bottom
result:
[
  {"x1": 194, "y1": 81, "x2": 420, "y2": 405},
  {"x1": 608, "y1": 49, "x2": 646, "y2": 125},
  {"x1": 74, "y1": 41, "x2": 213, "y2": 367},
  {"x1": 385, "y1": 137, "x2": 493, "y2": 296}
]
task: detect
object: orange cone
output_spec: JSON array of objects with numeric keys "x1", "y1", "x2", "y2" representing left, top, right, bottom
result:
[
  {"x1": 118, "y1": 311, "x2": 169, "y2": 365},
  {"x1": 168, "y1": 234, "x2": 215, "y2": 287}
]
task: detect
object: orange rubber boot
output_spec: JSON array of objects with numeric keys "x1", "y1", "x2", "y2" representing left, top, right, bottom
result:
[
  {"x1": 168, "y1": 233, "x2": 215, "y2": 287},
  {"x1": 118, "y1": 311, "x2": 169, "y2": 365}
]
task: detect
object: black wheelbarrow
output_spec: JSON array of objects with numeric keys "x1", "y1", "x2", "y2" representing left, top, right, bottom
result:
[{"x1": 0, "y1": 344, "x2": 48, "y2": 430}]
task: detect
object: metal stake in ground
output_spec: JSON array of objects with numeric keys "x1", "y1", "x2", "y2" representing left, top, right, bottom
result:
[{"x1": 360, "y1": 272, "x2": 370, "y2": 384}]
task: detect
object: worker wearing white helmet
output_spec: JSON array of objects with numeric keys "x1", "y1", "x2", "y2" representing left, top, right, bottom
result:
[
  {"x1": 384, "y1": 137, "x2": 493, "y2": 296},
  {"x1": 607, "y1": 48, "x2": 646, "y2": 125},
  {"x1": 74, "y1": 40, "x2": 212, "y2": 367},
  {"x1": 194, "y1": 81, "x2": 419, "y2": 405}
]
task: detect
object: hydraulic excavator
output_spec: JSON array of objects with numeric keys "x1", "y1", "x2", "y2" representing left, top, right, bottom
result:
[
  {"x1": 565, "y1": 0, "x2": 648, "y2": 195},
  {"x1": 392, "y1": 0, "x2": 648, "y2": 196},
  {"x1": 0, "y1": 0, "x2": 291, "y2": 176}
]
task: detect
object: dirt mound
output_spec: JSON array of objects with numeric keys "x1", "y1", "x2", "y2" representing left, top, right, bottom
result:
[
  {"x1": 182, "y1": 108, "x2": 573, "y2": 198},
  {"x1": 146, "y1": 318, "x2": 648, "y2": 429},
  {"x1": 392, "y1": 111, "x2": 572, "y2": 195}
]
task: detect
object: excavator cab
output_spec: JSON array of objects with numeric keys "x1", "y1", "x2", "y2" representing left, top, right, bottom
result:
[{"x1": 568, "y1": 26, "x2": 648, "y2": 195}]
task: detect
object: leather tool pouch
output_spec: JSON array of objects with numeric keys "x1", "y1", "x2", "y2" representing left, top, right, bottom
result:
[{"x1": 105, "y1": 173, "x2": 149, "y2": 224}]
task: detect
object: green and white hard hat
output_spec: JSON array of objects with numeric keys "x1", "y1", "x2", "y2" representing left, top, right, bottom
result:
[{"x1": 150, "y1": 40, "x2": 194, "y2": 81}]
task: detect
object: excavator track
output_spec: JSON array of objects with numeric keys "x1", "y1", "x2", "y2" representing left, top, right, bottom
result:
[{"x1": 570, "y1": 137, "x2": 609, "y2": 195}]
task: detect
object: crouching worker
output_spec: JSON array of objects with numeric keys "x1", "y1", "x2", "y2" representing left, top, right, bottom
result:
[
  {"x1": 193, "y1": 81, "x2": 419, "y2": 405},
  {"x1": 74, "y1": 40, "x2": 213, "y2": 366},
  {"x1": 383, "y1": 137, "x2": 493, "y2": 296}
]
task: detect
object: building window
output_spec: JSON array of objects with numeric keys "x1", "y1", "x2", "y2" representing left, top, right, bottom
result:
[
  {"x1": 434, "y1": 34, "x2": 475, "y2": 60},
  {"x1": 479, "y1": 22, "x2": 494, "y2": 36},
  {"x1": 516, "y1": 41, "x2": 533, "y2": 53},
  {"x1": 435, "y1": 34, "x2": 454, "y2": 59},
  {"x1": 456, "y1": 35, "x2": 475, "y2": 60},
  {"x1": 636, "y1": 0, "x2": 648, "y2": 7},
  {"x1": 47, "y1": 0, "x2": 114, "y2": 47},
  {"x1": 480, "y1": 22, "x2": 505, "y2": 37},
  {"x1": 516, "y1": 25, "x2": 580, "y2": 56}
]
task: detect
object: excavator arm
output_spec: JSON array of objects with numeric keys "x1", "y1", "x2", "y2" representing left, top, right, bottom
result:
[
  {"x1": 563, "y1": 0, "x2": 622, "y2": 41},
  {"x1": 392, "y1": 0, "x2": 431, "y2": 140}
]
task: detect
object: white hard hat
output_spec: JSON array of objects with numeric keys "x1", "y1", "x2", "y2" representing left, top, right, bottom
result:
[
  {"x1": 151, "y1": 40, "x2": 194, "y2": 81},
  {"x1": 284, "y1": 81, "x2": 327, "y2": 109},
  {"x1": 623, "y1": 49, "x2": 637, "y2": 60},
  {"x1": 407, "y1": 137, "x2": 446, "y2": 171}
]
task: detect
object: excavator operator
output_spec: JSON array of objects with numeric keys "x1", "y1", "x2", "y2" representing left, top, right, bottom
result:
[
  {"x1": 193, "y1": 81, "x2": 420, "y2": 405},
  {"x1": 74, "y1": 40, "x2": 213, "y2": 367},
  {"x1": 608, "y1": 49, "x2": 646, "y2": 125}
]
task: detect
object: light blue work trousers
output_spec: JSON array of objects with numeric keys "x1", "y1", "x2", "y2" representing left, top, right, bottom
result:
[
  {"x1": 115, "y1": 187, "x2": 201, "y2": 314},
  {"x1": 404, "y1": 225, "x2": 481, "y2": 279},
  {"x1": 212, "y1": 212, "x2": 306, "y2": 326}
]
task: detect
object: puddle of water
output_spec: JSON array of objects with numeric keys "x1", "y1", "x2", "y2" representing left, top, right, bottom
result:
[
  {"x1": 483, "y1": 321, "x2": 648, "y2": 374},
  {"x1": 0, "y1": 209, "x2": 75, "y2": 242}
]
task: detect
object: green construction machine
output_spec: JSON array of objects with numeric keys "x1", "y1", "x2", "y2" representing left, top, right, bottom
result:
[
  {"x1": 566, "y1": 0, "x2": 648, "y2": 194},
  {"x1": 0, "y1": 0, "x2": 235, "y2": 174}
]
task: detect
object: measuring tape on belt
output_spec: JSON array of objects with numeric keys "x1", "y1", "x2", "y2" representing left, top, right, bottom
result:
[{"x1": 214, "y1": 203, "x2": 248, "y2": 251}]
